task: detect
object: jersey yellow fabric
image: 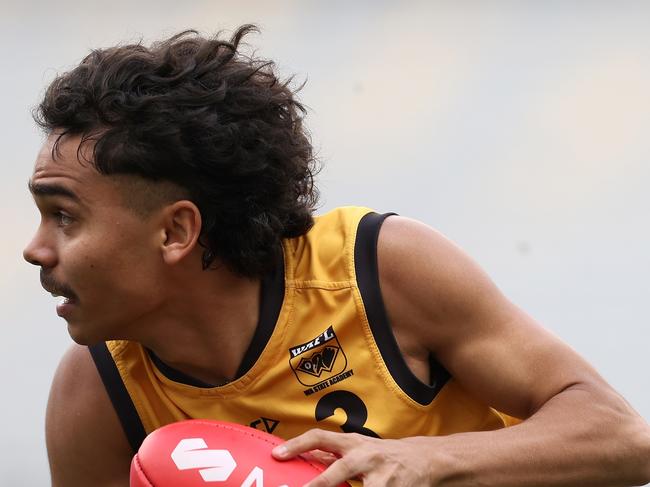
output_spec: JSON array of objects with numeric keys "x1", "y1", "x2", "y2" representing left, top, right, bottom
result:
[{"x1": 104, "y1": 206, "x2": 519, "y2": 448}]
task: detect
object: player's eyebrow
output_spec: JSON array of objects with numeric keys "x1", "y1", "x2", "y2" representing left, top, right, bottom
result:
[{"x1": 28, "y1": 181, "x2": 81, "y2": 202}]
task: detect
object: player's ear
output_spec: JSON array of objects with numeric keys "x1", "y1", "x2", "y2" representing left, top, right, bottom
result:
[{"x1": 159, "y1": 200, "x2": 202, "y2": 265}]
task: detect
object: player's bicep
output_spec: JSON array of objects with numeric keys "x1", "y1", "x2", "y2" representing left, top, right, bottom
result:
[
  {"x1": 46, "y1": 343, "x2": 133, "y2": 487},
  {"x1": 434, "y1": 299, "x2": 600, "y2": 419},
  {"x1": 378, "y1": 216, "x2": 605, "y2": 419}
]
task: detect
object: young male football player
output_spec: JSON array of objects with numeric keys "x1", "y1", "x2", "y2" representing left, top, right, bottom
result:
[{"x1": 25, "y1": 25, "x2": 650, "y2": 486}]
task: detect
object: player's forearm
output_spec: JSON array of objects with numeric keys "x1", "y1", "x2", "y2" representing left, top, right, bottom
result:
[{"x1": 435, "y1": 384, "x2": 650, "y2": 486}]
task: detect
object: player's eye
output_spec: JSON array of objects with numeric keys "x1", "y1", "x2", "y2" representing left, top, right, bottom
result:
[{"x1": 54, "y1": 211, "x2": 74, "y2": 226}]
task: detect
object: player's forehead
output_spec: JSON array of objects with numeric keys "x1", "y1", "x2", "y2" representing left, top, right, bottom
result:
[
  {"x1": 32, "y1": 133, "x2": 94, "y2": 178},
  {"x1": 29, "y1": 133, "x2": 110, "y2": 203}
]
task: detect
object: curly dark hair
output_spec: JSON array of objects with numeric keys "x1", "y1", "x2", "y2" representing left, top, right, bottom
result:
[{"x1": 34, "y1": 24, "x2": 318, "y2": 278}]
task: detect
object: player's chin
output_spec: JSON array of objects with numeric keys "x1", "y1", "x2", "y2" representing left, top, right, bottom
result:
[
  {"x1": 66, "y1": 325, "x2": 93, "y2": 345},
  {"x1": 66, "y1": 319, "x2": 107, "y2": 346}
]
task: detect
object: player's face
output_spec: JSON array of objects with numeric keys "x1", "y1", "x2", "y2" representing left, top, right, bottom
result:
[{"x1": 23, "y1": 134, "x2": 166, "y2": 344}]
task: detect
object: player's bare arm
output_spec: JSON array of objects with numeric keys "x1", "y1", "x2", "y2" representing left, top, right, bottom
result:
[
  {"x1": 47, "y1": 344, "x2": 132, "y2": 487},
  {"x1": 275, "y1": 216, "x2": 650, "y2": 486}
]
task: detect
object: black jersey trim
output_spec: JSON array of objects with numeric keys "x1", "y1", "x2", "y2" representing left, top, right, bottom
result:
[
  {"x1": 147, "y1": 248, "x2": 285, "y2": 388},
  {"x1": 236, "y1": 248, "x2": 285, "y2": 377},
  {"x1": 88, "y1": 343, "x2": 147, "y2": 453},
  {"x1": 354, "y1": 212, "x2": 450, "y2": 406},
  {"x1": 147, "y1": 350, "x2": 215, "y2": 387}
]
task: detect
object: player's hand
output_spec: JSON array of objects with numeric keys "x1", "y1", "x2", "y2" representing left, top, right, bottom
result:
[{"x1": 271, "y1": 429, "x2": 443, "y2": 487}]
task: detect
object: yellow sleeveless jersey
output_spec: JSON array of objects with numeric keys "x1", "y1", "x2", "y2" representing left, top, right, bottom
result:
[{"x1": 90, "y1": 206, "x2": 519, "y2": 457}]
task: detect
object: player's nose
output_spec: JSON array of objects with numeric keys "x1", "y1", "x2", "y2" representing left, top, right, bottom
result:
[{"x1": 23, "y1": 229, "x2": 57, "y2": 268}]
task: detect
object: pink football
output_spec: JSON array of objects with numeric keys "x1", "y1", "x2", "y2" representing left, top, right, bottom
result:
[{"x1": 130, "y1": 419, "x2": 349, "y2": 486}]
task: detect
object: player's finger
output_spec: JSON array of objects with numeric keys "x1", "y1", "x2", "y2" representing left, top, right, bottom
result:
[
  {"x1": 302, "y1": 449, "x2": 340, "y2": 466},
  {"x1": 303, "y1": 456, "x2": 362, "y2": 487},
  {"x1": 272, "y1": 429, "x2": 360, "y2": 460}
]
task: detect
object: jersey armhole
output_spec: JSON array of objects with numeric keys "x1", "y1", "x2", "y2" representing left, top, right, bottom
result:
[
  {"x1": 354, "y1": 212, "x2": 450, "y2": 406},
  {"x1": 88, "y1": 342, "x2": 147, "y2": 453}
]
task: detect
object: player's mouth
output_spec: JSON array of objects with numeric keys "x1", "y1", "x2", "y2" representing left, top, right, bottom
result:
[
  {"x1": 52, "y1": 293, "x2": 78, "y2": 318},
  {"x1": 41, "y1": 272, "x2": 79, "y2": 318}
]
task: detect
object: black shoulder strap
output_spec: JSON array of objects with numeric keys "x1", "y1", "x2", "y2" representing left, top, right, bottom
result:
[
  {"x1": 354, "y1": 212, "x2": 450, "y2": 406},
  {"x1": 88, "y1": 343, "x2": 147, "y2": 453}
]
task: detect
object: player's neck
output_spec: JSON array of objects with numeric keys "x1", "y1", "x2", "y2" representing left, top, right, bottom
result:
[{"x1": 132, "y1": 258, "x2": 263, "y2": 385}]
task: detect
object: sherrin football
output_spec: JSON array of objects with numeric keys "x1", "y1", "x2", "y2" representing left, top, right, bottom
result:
[{"x1": 130, "y1": 419, "x2": 350, "y2": 486}]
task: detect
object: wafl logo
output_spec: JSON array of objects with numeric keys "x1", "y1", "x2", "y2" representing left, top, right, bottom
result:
[{"x1": 289, "y1": 326, "x2": 348, "y2": 387}]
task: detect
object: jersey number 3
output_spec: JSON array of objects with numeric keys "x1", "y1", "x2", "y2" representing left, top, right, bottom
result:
[{"x1": 315, "y1": 390, "x2": 380, "y2": 438}]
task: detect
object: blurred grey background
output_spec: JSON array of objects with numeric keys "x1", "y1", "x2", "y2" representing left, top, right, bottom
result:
[{"x1": 2, "y1": 0, "x2": 649, "y2": 484}]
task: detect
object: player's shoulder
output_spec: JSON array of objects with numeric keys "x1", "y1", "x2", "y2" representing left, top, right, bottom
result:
[
  {"x1": 377, "y1": 214, "x2": 481, "y2": 287},
  {"x1": 376, "y1": 215, "x2": 503, "y2": 348},
  {"x1": 311, "y1": 206, "x2": 374, "y2": 233},
  {"x1": 286, "y1": 206, "x2": 374, "y2": 282},
  {"x1": 48, "y1": 343, "x2": 109, "y2": 414},
  {"x1": 47, "y1": 343, "x2": 132, "y2": 486}
]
